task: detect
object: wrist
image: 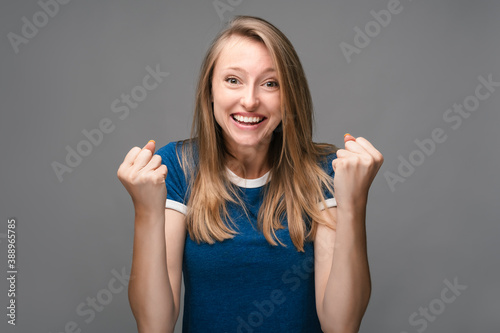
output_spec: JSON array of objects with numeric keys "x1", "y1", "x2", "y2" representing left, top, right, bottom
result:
[
  {"x1": 335, "y1": 205, "x2": 368, "y2": 249},
  {"x1": 134, "y1": 205, "x2": 165, "y2": 220},
  {"x1": 337, "y1": 197, "x2": 367, "y2": 215},
  {"x1": 336, "y1": 199, "x2": 367, "y2": 234}
]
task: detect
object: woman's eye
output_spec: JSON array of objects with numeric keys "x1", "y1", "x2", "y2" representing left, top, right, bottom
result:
[
  {"x1": 226, "y1": 77, "x2": 239, "y2": 84},
  {"x1": 265, "y1": 81, "x2": 279, "y2": 88}
]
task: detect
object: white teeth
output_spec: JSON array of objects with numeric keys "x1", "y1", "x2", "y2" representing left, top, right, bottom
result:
[{"x1": 233, "y1": 115, "x2": 263, "y2": 123}]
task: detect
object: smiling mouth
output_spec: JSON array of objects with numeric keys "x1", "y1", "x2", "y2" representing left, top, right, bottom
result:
[{"x1": 231, "y1": 114, "x2": 266, "y2": 125}]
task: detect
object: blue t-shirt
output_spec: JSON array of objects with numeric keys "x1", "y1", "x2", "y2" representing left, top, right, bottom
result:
[{"x1": 155, "y1": 140, "x2": 337, "y2": 333}]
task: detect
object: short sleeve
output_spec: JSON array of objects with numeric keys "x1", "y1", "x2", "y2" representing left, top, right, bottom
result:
[
  {"x1": 155, "y1": 141, "x2": 189, "y2": 215},
  {"x1": 317, "y1": 152, "x2": 337, "y2": 210}
]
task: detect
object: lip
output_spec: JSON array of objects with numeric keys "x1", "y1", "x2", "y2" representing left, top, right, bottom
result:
[
  {"x1": 231, "y1": 112, "x2": 267, "y2": 119},
  {"x1": 230, "y1": 114, "x2": 267, "y2": 130}
]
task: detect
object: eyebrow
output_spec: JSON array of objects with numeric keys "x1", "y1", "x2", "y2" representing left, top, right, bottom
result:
[{"x1": 223, "y1": 66, "x2": 276, "y2": 74}]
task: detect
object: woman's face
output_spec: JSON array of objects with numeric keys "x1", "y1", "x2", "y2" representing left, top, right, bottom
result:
[{"x1": 211, "y1": 35, "x2": 282, "y2": 153}]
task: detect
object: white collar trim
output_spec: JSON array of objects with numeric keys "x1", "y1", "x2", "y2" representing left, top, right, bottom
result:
[{"x1": 226, "y1": 167, "x2": 271, "y2": 188}]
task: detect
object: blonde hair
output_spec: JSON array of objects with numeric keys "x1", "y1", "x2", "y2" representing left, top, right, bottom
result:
[{"x1": 177, "y1": 15, "x2": 338, "y2": 252}]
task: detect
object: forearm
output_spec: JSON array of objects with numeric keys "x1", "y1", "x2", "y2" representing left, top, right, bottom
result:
[
  {"x1": 129, "y1": 211, "x2": 176, "y2": 333},
  {"x1": 321, "y1": 203, "x2": 371, "y2": 333}
]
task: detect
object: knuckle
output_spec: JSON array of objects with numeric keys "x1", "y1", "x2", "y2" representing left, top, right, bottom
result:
[
  {"x1": 133, "y1": 173, "x2": 145, "y2": 185},
  {"x1": 117, "y1": 167, "x2": 129, "y2": 180},
  {"x1": 128, "y1": 176, "x2": 139, "y2": 186},
  {"x1": 362, "y1": 155, "x2": 373, "y2": 165},
  {"x1": 117, "y1": 170, "x2": 125, "y2": 181},
  {"x1": 154, "y1": 155, "x2": 163, "y2": 164},
  {"x1": 128, "y1": 147, "x2": 140, "y2": 156},
  {"x1": 156, "y1": 174, "x2": 166, "y2": 184},
  {"x1": 140, "y1": 172, "x2": 151, "y2": 182}
]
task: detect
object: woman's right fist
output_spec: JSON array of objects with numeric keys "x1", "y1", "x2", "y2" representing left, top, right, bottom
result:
[{"x1": 117, "y1": 140, "x2": 168, "y2": 216}]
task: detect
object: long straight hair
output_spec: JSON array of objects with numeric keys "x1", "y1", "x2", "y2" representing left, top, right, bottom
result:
[{"x1": 178, "y1": 15, "x2": 338, "y2": 252}]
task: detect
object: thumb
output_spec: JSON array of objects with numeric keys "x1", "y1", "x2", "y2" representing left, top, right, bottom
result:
[
  {"x1": 344, "y1": 133, "x2": 356, "y2": 144},
  {"x1": 144, "y1": 139, "x2": 156, "y2": 153},
  {"x1": 331, "y1": 159, "x2": 337, "y2": 172}
]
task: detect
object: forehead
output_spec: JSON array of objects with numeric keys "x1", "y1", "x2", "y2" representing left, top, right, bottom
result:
[{"x1": 214, "y1": 35, "x2": 274, "y2": 70}]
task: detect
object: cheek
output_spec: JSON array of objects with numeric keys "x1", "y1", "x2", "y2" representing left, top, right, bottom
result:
[
  {"x1": 268, "y1": 93, "x2": 281, "y2": 115},
  {"x1": 212, "y1": 100, "x2": 233, "y2": 129},
  {"x1": 212, "y1": 105, "x2": 224, "y2": 127},
  {"x1": 213, "y1": 88, "x2": 237, "y2": 110},
  {"x1": 270, "y1": 101, "x2": 282, "y2": 121}
]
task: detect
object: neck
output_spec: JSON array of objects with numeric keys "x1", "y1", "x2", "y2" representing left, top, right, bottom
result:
[{"x1": 225, "y1": 144, "x2": 271, "y2": 179}]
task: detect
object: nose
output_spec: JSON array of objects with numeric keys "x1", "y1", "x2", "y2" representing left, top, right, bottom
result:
[{"x1": 240, "y1": 86, "x2": 260, "y2": 111}]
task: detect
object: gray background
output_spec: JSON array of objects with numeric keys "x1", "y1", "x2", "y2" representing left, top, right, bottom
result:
[{"x1": 1, "y1": 0, "x2": 498, "y2": 332}]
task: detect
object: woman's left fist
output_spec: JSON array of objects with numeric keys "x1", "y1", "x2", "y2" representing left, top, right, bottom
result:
[{"x1": 331, "y1": 133, "x2": 384, "y2": 208}]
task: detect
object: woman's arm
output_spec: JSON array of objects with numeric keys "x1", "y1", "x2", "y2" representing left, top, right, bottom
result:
[
  {"x1": 314, "y1": 205, "x2": 371, "y2": 333},
  {"x1": 315, "y1": 134, "x2": 383, "y2": 333},
  {"x1": 117, "y1": 141, "x2": 186, "y2": 332},
  {"x1": 128, "y1": 208, "x2": 186, "y2": 333}
]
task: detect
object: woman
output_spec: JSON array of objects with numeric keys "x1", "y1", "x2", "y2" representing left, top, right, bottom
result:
[{"x1": 117, "y1": 15, "x2": 383, "y2": 333}]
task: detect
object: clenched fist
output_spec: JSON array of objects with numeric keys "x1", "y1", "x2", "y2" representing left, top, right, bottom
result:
[
  {"x1": 331, "y1": 133, "x2": 384, "y2": 209},
  {"x1": 117, "y1": 140, "x2": 168, "y2": 217}
]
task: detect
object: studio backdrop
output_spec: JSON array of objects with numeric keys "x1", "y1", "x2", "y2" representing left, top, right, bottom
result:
[{"x1": 1, "y1": 0, "x2": 499, "y2": 332}]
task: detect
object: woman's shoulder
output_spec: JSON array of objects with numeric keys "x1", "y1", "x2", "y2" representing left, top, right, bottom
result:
[
  {"x1": 156, "y1": 138, "x2": 197, "y2": 157},
  {"x1": 155, "y1": 139, "x2": 199, "y2": 177},
  {"x1": 314, "y1": 142, "x2": 338, "y2": 166}
]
